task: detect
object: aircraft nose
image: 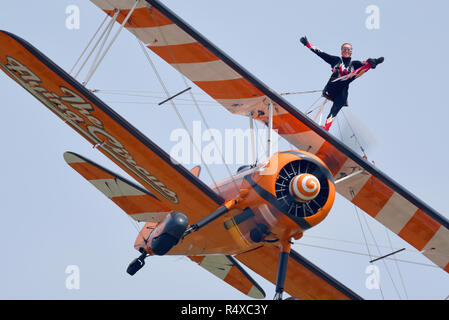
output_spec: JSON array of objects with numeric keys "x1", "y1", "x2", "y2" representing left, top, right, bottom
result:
[{"x1": 288, "y1": 173, "x2": 321, "y2": 202}]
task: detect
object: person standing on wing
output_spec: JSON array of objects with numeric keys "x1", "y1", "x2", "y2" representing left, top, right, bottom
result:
[{"x1": 300, "y1": 36, "x2": 384, "y2": 131}]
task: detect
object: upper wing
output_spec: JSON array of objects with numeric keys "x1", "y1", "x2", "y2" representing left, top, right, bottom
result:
[
  {"x1": 0, "y1": 30, "x2": 224, "y2": 227},
  {"x1": 89, "y1": 0, "x2": 449, "y2": 273},
  {"x1": 235, "y1": 245, "x2": 362, "y2": 300}
]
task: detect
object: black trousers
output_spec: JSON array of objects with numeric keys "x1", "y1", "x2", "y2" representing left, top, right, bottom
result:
[{"x1": 323, "y1": 83, "x2": 349, "y2": 119}]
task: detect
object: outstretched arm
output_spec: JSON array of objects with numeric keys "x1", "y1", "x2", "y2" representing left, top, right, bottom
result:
[{"x1": 300, "y1": 36, "x2": 340, "y2": 66}]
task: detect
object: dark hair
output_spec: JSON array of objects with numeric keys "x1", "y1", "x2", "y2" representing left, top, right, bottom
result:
[{"x1": 341, "y1": 43, "x2": 352, "y2": 50}]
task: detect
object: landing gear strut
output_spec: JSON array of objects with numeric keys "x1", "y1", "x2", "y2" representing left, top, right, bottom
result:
[{"x1": 274, "y1": 240, "x2": 292, "y2": 300}]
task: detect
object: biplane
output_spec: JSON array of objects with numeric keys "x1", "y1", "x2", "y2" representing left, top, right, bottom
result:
[{"x1": 0, "y1": 0, "x2": 448, "y2": 300}]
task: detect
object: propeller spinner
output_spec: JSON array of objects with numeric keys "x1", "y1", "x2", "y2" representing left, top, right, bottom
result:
[{"x1": 288, "y1": 173, "x2": 321, "y2": 202}]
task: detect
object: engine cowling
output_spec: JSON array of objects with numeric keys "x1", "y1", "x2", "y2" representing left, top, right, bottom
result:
[{"x1": 244, "y1": 150, "x2": 335, "y2": 232}]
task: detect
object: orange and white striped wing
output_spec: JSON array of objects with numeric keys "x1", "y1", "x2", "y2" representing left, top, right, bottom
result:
[
  {"x1": 236, "y1": 246, "x2": 362, "y2": 300},
  {"x1": 188, "y1": 255, "x2": 265, "y2": 299},
  {"x1": 90, "y1": 0, "x2": 266, "y2": 114},
  {"x1": 89, "y1": 0, "x2": 449, "y2": 274},
  {"x1": 64, "y1": 152, "x2": 170, "y2": 222},
  {"x1": 335, "y1": 164, "x2": 449, "y2": 273}
]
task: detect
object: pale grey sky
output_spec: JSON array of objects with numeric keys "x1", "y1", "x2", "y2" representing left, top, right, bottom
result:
[{"x1": 0, "y1": 0, "x2": 448, "y2": 299}]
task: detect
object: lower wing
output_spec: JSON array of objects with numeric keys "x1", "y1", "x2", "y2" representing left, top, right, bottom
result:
[
  {"x1": 236, "y1": 245, "x2": 362, "y2": 300},
  {"x1": 0, "y1": 30, "x2": 223, "y2": 227}
]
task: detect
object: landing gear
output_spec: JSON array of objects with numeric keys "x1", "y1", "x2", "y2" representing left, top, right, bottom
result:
[
  {"x1": 126, "y1": 248, "x2": 148, "y2": 276},
  {"x1": 273, "y1": 240, "x2": 292, "y2": 300}
]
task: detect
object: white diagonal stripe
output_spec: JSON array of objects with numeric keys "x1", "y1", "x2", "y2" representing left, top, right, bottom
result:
[
  {"x1": 375, "y1": 192, "x2": 418, "y2": 234},
  {"x1": 91, "y1": 0, "x2": 148, "y2": 10},
  {"x1": 130, "y1": 24, "x2": 196, "y2": 46},
  {"x1": 130, "y1": 211, "x2": 169, "y2": 222},
  {"x1": 216, "y1": 96, "x2": 266, "y2": 114},
  {"x1": 421, "y1": 226, "x2": 449, "y2": 269},
  {"x1": 199, "y1": 255, "x2": 233, "y2": 280},
  {"x1": 282, "y1": 131, "x2": 326, "y2": 155},
  {"x1": 171, "y1": 60, "x2": 242, "y2": 81},
  {"x1": 335, "y1": 170, "x2": 371, "y2": 200}
]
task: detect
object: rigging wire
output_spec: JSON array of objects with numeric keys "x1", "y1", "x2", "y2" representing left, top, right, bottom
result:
[
  {"x1": 134, "y1": 38, "x2": 224, "y2": 198},
  {"x1": 302, "y1": 234, "x2": 413, "y2": 255},
  {"x1": 293, "y1": 242, "x2": 439, "y2": 268},
  {"x1": 142, "y1": 14, "x2": 242, "y2": 195},
  {"x1": 305, "y1": 94, "x2": 324, "y2": 115},
  {"x1": 94, "y1": 90, "x2": 218, "y2": 104},
  {"x1": 350, "y1": 189, "x2": 385, "y2": 299},
  {"x1": 84, "y1": 0, "x2": 140, "y2": 85},
  {"x1": 280, "y1": 89, "x2": 322, "y2": 96},
  {"x1": 83, "y1": 14, "x2": 118, "y2": 84},
  {"x1": 385, "y1": 227, "x2": 409, "y2": 299},
  {"x1": 359, "y1": 208, "x2": 402, "y2": 299},
  {"x1": 341, "y1": 115, "x2": 400, "y2": 298},
  {"x1": 103, "y1": 100, "x2": 220, "y2": 107},
  {"x1": 90, "y1": 88, "x2": 213, "y2": 97},
  {"x1": 70, "y1": 14, "x2": 109, "y2": 75},
  {"x1": 341, "y1": 110, "x2": 368, "y2": 159},
  {"x1": 74, "y1": 10, "x2": 119, "y2": 79}
]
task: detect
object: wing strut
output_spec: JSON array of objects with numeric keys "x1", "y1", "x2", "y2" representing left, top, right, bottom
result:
[
  {"x1": 249, "y1": 111, "x2": 257, "y2": 166},
  {"x1": 84, "y1": 0, "x2": 139, "y2": 85},
  {"x1": 267, "y1": 99, "x2": 273, "y2": 158}
]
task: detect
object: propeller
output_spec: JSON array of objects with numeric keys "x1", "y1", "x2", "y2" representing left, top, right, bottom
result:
[{"x1": 275, "y1": 160, "x2": 330, "y2": 218}]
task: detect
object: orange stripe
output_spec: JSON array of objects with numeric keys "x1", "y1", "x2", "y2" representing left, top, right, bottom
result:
[
  {"x1": 188, "y1": 256, "x2": 204, "y2": 264},
  {"x1": 223, "y1": 265, "x2": 253, "y2": 295},
  {"x1": 111, "y1": 194, "x2": 165, "y2": 214},
  {"x1": 398, "y1": 209, "x2": 441, "y2": 251},
  {"x1": 69, "y1": 162, "x2": 114, "y2": 180},
  {"x1": 444, "y1": 262, "x2": 449, "y2": 273},
  {"x1": 104, "y1": 7, "x2": 172, "y2": 28},
  {"x1": 195, "y1": 78, "x2": 264, "y2": 100},
  {"x1": 315, "y1": 141, "x2": 348, "y2": 176},
  {"x1": 351, "y1": 176, "x2": 394, "y2": 218},
  {"x1": 149, "y1": 42, "x2": 218, "y2": 64}
]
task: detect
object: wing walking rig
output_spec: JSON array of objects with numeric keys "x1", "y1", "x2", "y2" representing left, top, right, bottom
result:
[{"x1": 0, "y1": 0, "x2": 447, "y2": 300}]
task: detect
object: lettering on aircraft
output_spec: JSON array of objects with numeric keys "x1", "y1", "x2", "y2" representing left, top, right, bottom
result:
[{"x1": 1, "y1": 56, "x2": 179, "y2": 203}]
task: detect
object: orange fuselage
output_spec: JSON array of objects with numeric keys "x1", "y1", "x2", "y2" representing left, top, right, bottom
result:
[{"x1": 135, "y1": 150, "x2": 336, "y2": 256}]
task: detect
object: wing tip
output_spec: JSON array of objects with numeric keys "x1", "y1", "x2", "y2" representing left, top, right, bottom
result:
[{"x1": 63, "y1": 151, "x2": 84, "y2": 164}]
